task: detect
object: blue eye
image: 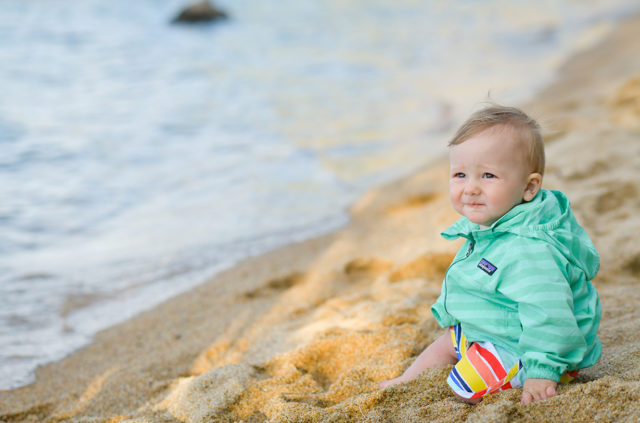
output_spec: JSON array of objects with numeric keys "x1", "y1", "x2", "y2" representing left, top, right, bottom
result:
[
  {"x1": 453, "y1": 172, "x2": 465, "y2": 178},
  {"x1": 483, "y1": 173, "x2": 496, "y2": 179}
]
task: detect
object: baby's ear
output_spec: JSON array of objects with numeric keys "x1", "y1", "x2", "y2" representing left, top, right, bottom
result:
[{"x1": 523, "y1": 173, "x2": 542, "y2": 202}]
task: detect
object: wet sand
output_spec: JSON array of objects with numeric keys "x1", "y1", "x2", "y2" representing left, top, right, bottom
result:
[{"x1": 2, "y1": 12, "x2": 640, "y2": 423}]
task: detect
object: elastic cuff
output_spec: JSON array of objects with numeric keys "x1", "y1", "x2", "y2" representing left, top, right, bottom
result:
[{"x1": 524, "y1": 366, "x2": 562, "y2": 382}]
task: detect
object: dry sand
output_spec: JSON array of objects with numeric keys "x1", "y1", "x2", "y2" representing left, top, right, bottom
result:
[{"x1": 3, "y1": 13, "x2": 640, "y2": 423}]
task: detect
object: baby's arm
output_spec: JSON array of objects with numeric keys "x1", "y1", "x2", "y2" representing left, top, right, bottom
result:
[
  {"x1": 379, "y1": 330, "x2": 458, "y2": 388},
  {"x1": 497, "y1": 245, "x2": 588, "y2": 400},
  {"x1": 521, "y1": 378, "x2": 557, "y2": 404}
]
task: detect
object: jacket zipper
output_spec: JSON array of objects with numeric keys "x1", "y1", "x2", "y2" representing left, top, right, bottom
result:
[
  {"x1": 464, "y1": 241, "x2": 475, "y2": 257},
  {"x1": 442, "y1": 239, "x2": 474, "y2": 314}
]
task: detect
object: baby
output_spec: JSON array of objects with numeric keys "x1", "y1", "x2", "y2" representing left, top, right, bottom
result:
[{"x1": 379, "y1": 105, "x2": 601, "y2": 405}]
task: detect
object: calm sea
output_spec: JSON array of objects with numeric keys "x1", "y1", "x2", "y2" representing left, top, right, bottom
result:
[{"x1": 0, "y1": 0, "x2": 636, "y2": 390}]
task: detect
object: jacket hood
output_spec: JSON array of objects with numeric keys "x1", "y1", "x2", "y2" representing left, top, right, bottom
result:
[{"x1": 442, "y1": 189, "x2": 600, "y2": 279}]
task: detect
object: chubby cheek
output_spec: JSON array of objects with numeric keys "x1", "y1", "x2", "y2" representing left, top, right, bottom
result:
[
  {"x1": 485, "y1": 189, "x2": 518, "y2": 214},
  {"x1": 449, "y1": 184, "x2": 464, "y2": 211}
]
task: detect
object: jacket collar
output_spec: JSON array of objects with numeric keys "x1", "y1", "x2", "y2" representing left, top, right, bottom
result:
[{"x1": 441, "y1": 190, "x2": 547, "y2": 241}]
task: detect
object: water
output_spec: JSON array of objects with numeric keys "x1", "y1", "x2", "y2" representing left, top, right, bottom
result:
[{"x1": 0, "y1": 0, "x2": 637, "y2": 390}]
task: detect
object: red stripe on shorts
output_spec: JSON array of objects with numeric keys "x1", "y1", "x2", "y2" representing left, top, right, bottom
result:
[
  {"x1": 474, "y1": 343, "x2": 507, "y2": 380},
  {"x1": 467, "y1": 347, "x2": 500, "y2": 388}
]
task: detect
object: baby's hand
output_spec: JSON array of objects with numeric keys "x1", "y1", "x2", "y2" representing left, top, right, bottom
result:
[{"x1": 521, "y1": 378, "x2": 557, "y2": 404}]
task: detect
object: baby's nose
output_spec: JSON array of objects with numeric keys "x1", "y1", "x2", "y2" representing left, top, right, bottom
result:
[{"x1": 464, "y1": 179, "x2": 481, "y2": 195}]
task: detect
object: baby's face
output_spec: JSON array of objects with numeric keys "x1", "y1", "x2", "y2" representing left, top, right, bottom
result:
[{"x1": 449, "y1": 126, "x2": 535, "y2": 228}]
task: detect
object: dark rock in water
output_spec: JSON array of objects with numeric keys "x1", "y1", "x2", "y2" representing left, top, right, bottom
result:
[{"x1": 172, "y1": 1, "x2": 228, "y2": 23}]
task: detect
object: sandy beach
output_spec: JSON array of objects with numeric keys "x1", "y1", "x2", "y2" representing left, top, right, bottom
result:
[{"x1": 3, "y1": 11, "x2": 640, "y2": 423}]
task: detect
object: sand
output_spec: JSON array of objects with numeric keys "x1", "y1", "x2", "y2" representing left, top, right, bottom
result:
[{"x1": 3, "y1": 12, "x2": 640, "y2": 423}]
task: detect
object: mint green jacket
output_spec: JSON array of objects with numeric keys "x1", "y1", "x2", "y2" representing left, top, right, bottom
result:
[{"x1": 431, "y1": 189, "x2": 602, "y2": 381}]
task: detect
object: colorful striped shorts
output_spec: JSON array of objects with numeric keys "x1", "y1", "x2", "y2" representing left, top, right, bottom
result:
[{"x1": 447, "y1": 324, "x2": 578, "y2": 400}]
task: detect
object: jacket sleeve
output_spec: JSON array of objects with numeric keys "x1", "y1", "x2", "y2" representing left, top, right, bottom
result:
[{"x1": 497, "y1": 242, "x2": 588, "y2": 381}]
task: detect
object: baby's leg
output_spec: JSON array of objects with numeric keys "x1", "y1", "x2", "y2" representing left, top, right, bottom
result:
[{"x1": 379, "y1": 329, "x2": 458, "y2": 388}]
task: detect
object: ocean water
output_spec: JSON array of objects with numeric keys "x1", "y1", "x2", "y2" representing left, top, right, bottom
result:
[{"x1": 0, "y1": 0, "x2": 636, "y2": 390}]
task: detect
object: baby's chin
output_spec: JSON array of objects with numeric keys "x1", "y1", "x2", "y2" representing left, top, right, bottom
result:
[{"x1": 463, "y1": 211, "x2": 496, "y2": 227}]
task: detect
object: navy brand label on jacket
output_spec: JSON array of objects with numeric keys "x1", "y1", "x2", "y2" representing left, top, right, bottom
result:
[{"x1": 478, "y1": 258, "x2": 497, "y2": 275}]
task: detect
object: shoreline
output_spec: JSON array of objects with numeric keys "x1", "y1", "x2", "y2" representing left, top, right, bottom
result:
[{"x1": 3, "y1": 12, "x2": 640, "y2": 423}]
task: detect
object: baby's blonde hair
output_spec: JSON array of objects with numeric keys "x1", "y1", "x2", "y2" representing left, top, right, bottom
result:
[{"x1": 449, "y1": 104, "x2": 545, "y2": 176}]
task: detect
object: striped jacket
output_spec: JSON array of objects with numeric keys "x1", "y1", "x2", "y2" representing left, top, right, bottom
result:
[{"x1": 431, "y1": 189, "x2": 602, "y2": 381}]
